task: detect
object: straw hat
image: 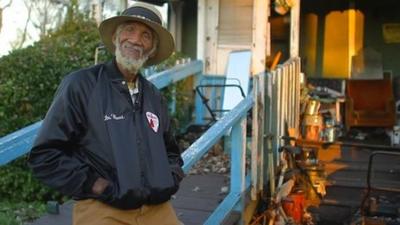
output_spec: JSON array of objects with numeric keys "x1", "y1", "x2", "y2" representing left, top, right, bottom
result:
[{"x1": 99, "y1": 2, "x2": 175, "y2": 66}]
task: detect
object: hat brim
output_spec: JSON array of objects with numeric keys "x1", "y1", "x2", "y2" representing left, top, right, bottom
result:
[{"x1": 99, "y1": 15, "x2": 175, "y2": 66}]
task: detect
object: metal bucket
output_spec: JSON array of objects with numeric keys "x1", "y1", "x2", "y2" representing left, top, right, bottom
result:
[
  {"x1": 305, "y1": 100, "x2": 320, "y2": 115},
  {"x1": 323, "y1": 118, "x2": 336, "y2": 142},
  {"x1": 302, "y1": 115, "x2": 323, "y2": 141}
]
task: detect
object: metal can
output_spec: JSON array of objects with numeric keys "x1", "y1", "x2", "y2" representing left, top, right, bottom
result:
[
  {"x1": 324, "y1": 119, "x2": 336, "y2": 142},
  {"x1": 302, "y1": 115, "x2": 323, "y2": 141},
  {"x1": 305, "y1": 100, "x2": 320, "y2": 115}
]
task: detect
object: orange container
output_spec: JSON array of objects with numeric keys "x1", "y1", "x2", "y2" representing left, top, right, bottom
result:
[{"x1": 282, "y1": 192, "x2": 305, "y2": 224}]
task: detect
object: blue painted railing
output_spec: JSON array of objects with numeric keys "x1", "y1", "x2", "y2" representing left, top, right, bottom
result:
[
  {"x1": 182, "y1": 96, "x2": 252, "y2": 172},
  {"x1": 0, "y1": 60, "x2": 204, "y2": 166},
  {"x1": 0, "y1": 121, "x2": 43, "y2": 165},
  {"x1": 182, "y1": 95, "x2": 253, "y2": 224}
]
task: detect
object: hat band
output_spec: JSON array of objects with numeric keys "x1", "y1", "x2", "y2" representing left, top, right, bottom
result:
[{"x1": 122, "y1": 7, "x2": 162, "y2": 25}]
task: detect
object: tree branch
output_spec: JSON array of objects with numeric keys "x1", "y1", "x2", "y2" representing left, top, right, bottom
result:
[
  {"x1": 17, "y1": 1, "x2": 33, "y2": 48},
  {"x1": 1, "y1": 0, "x2": 13, "y2": 9},
  {"x1": 0, "y1": 0, "x2": 13, "y2": 33}
]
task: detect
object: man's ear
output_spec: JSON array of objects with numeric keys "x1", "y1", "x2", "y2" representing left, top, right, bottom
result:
[
  {"x1": 149, "y1": 48, "x2": 157, "y2": 58},
  {"x1": 149, "y1": 40, "x2": 158, "y2": 58},
  {"x1": 112, "y1": 33, "x2": 116, "y2": 45}
]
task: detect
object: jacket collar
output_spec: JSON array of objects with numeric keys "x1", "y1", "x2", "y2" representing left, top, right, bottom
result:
[
  {"x1": 105, "y1": 58, "x2": 145, "y2": 82},
  {"x1": 105, "y1": 58, "x2": 146, "y2": 112}
]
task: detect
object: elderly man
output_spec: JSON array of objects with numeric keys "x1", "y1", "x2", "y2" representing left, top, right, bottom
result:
[{"x1": 28, "y1": 2, "x2": 184, "y2": 225}]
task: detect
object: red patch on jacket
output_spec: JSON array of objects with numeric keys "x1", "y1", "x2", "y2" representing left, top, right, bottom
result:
[{"x1": 146, "y1": 112, "x2": 159, "y2": 132}]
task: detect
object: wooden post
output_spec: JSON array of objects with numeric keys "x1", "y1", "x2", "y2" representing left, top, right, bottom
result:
[
  {"x1": 252, "y1": 0, "x2": 270, "y2": 75},
  {"x1": 120, "y1": 0, "x2": 127, "y2": 10},
  {"x1": 231, "y1": 117, "x2": 247, "y2": 205},
  {"x1": 197, "y1": 0, "x2": 206, "y2": 64},
  {"x1": 170, "y1": 1, "x2": 183, "y2": 52},
  {"x1": 251, "y1": 73, "x2": 266, "y2": 200},
  {"x1": 290, "y1": 0, "x2": 300, "y2": 57},
  {"x1": 251, "y1": 76, "x2": 259, "y2": 200},
  {"x1": 197, "y1": 0, "x2": 219, "y2": 73},
  {"x1": 205, "y1": 0, "x2": 219, "y2": 74},
  {"x1": 91, "y1": 0, "x2": 102, "y2": 26},
  {"x1": 194, "y1": 71, "x2": 205, "y2": 125}
]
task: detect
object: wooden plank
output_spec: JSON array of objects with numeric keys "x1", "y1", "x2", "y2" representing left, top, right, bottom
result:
[
  {"x1": 174, "y1": 175, "x2": 228, "y2": 199},
  {"x1": 27, "y1": 201, "x2": 73, "y2": 225},
  {"x1": 251, "y1": 75, "x2": 260, "y2": 200},
  {"x1": 250, "y1": 73, "x2": 268, "y2": 198},
  {"x1": 258, "y1": 74, "x2": 265, "y2": 192},
  {"x1": 175, "y1": 189, "x2": 226, "y2": 200},
  {"x1": 175, "y1": 208, "x2": 212, "y2": 225},
  {"x1": 290, "y1": 0, "x2": 300, "y2": 57},
  {"x1": 173, "y1": 195, "x2": 221, "y2": 212},
  {"x1": 204, "y1": 0, "x2": 219, "y2": 74},
  {"x1": 230, "y1": 119, "x2": 246, "y2": 195},
  {"x1": 251, "y1": 0, "x2": 269, "y2": 75},
  {"x1": 197, "y1": 0, "x2": 206, "y2": 63}
]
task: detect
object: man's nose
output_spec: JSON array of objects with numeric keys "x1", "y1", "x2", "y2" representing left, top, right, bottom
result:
[{"x1": 127, "y1": 32, "x2": 143, "y2": 46}]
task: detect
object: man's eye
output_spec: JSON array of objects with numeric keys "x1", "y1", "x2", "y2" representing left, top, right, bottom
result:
[{"x1": 143, "y1": 33, "x2": 151, "y2": 40}]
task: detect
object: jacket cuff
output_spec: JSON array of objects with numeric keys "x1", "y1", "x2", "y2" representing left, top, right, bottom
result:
[
  {"x1": 98, "y1": 182, "x2": 115, "y2": 202},
  {"x1": 82, "y1": 171, "x2": 100, "y2": 194},
  {"x1": 170, "y1": 164, "x2": 185, "y2": 183},
  {"x1": 168, "y1": 155, "x2": 184, "y2": 167}
]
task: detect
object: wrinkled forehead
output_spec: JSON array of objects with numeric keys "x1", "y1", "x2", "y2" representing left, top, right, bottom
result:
[{"x1": 116, "y1": 21, "x2": 154, "y2": 35}]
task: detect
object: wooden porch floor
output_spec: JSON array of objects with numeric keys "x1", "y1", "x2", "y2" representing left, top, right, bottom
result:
[{"x1": 28, "y1": 173, "x2": 228, "y2": 225}]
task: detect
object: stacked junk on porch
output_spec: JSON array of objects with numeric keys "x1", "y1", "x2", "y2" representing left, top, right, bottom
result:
[
  {"x1": 250, "y1": 77, "x2": 400, "y2": 225},
  {"x1": 195, "y1": 47, "x2": 399, "y2": 224},
  {"x1": 245, "y1": 56, "x2": 400, "y2": 225},
  {"x1": 249, "y1": 44, "x2": 400, "y2": 225},
  {"x1": 245, "y1": 1, "x2": 400, "y2": 225}
]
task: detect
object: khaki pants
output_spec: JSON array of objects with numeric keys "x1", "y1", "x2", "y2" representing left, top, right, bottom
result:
[{"x1": 73, "y1": 199, "x2": 182, "y2": 225}]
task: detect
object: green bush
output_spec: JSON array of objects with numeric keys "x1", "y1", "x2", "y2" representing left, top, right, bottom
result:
[
  {"x1": 154, "y1": 52, "x2": 195, "y2": 133},
  {"x1": 0, "y1": 16, "x2": 109, "y2": 137},
  {"x1": 0, "y1": 10, "x2": 111, "y2": 203},
  {"x1": 0, "y1": 201, "x2": 46, "y2": 225},
  {"x1": 0, "y1": 156, "x2": 63, "y2": 202}
]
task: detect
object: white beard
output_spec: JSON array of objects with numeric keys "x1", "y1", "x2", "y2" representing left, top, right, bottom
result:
[{"x1": 115, "y1": 43, "x2": 150, "y2": 74}]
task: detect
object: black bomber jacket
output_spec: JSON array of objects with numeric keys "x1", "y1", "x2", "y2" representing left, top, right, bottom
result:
[{"x1": 28, "y1": 59, "x2": 184, "y2": 209}]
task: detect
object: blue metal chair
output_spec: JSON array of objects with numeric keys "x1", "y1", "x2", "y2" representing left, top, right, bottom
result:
[{"x1": 195, "y1": 50, "x2": 252, "y2": 124}]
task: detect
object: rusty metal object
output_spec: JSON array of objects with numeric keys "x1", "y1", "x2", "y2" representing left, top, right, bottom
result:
[
  {"x1": 282, "y1": 136, "x2": 400, "y2": 152},
  {"x1": 282, "y1": 191, "x2": 305, "y2": 224},
  {"x1": 360, "y1": 151, "x2": 400, "y2": 218}
]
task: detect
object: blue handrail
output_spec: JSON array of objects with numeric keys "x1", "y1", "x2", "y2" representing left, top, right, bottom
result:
[
  {"x1": 182, "y1": 96, "x2": 253, "y2": 173},
  {"x1": 0, "y1": 121, "x2": 42, "y2": 165},
  {"x1": 182, "y1": 95, "x2": 253, "y2": 225}
]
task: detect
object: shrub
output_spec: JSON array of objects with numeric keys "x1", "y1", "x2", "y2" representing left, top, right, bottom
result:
[
  {"x1": 0, "y1": 11, "x2": 110, "y2": 202},
  {"x1": 0, "y1": 200, "x2": 46, "y2": 225},
  {"x1": 0, "y1": 15, "x2": 109, "y2": 137}
]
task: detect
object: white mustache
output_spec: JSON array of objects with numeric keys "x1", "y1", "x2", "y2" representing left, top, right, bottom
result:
[
  {"x1": 122, "y1": 42, "x2": 144, "y2": 55},
  {"x1": 115, "y1": 41, "x2": 149, "y2": 74}
]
